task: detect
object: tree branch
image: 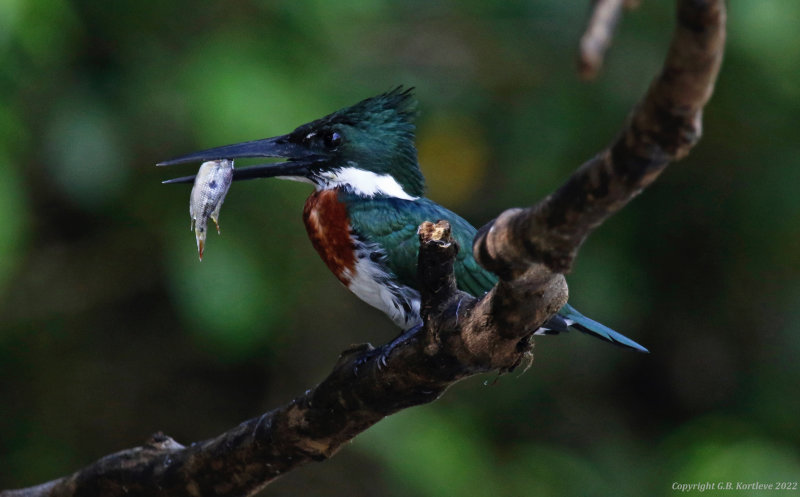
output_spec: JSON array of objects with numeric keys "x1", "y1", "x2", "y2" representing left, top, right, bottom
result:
[
  {"x1": 579, "y1": 0, "x2": 631, "y2": 80},
  {"x1": 2, "y1": 1, "x2": 725, "y2": 495},
  {"x1": 1, "y1": 221, "x2": 502, "y2": 497}
]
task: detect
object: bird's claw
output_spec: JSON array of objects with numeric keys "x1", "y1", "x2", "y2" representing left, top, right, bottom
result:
[
  {"x1": 378, "y1": 323, "x2": 424, "y2": 369},
  {"x1": 351, "y1": 324, "x2": 424, "y2": 375},
  {"x1": 352, "y1": 348, "x2": 380, "y2": 376}
]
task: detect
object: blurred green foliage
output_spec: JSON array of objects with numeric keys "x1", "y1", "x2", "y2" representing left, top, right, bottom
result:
[{"x1": 1, "y1": 1, "x2": 799, "y2": 495}]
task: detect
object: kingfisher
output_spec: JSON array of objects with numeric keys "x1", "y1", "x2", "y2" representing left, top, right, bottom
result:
[{"x1": 159, "y1": 87, "x2": 648, "y2": 353}]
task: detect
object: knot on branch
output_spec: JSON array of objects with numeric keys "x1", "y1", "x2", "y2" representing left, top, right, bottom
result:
[
  {"x1": 473, "y1": 208, "x2": 534, "y2": 279},
  {"x1": 418, "y1": 219, "x2": 452, "y2": 245},
  {"x1": 145, "y1": 432, "x2": 185, "y2": 451}
]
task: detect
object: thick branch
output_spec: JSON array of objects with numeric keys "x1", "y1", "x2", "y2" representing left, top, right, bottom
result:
[
  {"x1": 475, "y1": 0, "x2": 725, "y2": 277},
  {"x1": 2, "y1": 221, "x2": 526, "y2": 497}
]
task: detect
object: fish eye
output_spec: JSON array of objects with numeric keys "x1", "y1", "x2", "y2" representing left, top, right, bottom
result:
[{"x1": 325, "y1": 131, "x2": 342, "y2": 149}]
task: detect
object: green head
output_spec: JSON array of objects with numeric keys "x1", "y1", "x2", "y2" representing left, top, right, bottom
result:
[{"x1": 159, "y1": 87, "x2": 426, "y2": 199}]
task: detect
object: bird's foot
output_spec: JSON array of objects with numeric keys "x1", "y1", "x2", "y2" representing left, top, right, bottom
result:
[
  {"x1": 346, "y1": 343, "x2": 376, "y2": 377},
  {"x1": 377, "y1": 323, "x2": 424, "y2": 369},
  {"x1": 352, "y1": 347, "x2": 385, "y2": 376},
  {"x1": 351, "y1": 324, "x2": 424, "y2": 375}
]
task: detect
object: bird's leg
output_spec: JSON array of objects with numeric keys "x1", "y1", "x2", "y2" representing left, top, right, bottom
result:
[
  {"x1": 352, "y1": 323, "x2": 424, "y2": 375},
  {"x1": 378, "y1": 322, "x2": 424, "y2": 368}
]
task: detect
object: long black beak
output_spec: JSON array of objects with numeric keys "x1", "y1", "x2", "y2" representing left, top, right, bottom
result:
[{"x1": 158, "y1": 134, "x2": 321, "y2": 184}]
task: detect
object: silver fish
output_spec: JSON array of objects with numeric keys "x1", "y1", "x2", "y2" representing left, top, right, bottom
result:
[{"x1": 190, "y1": 159, "x2": 234, "y2": 260}]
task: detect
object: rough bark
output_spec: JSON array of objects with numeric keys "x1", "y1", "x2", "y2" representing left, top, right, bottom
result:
[{"x1": 1, "y1": 1, "x2": 726, "y2": 495}]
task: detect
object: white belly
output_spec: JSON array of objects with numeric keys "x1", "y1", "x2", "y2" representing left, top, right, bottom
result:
[{"x1": 342, "y1": 256, "x2": 422, "y2": 330}]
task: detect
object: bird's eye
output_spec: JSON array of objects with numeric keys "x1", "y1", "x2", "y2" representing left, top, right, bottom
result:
[{"x1": 325, "y1": 131, "x2": 342, "y2": 149}]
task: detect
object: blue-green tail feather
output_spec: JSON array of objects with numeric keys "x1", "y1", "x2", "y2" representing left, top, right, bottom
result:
[{"x1": 557, "y1": 303, "x2": 649, "y2": 353}]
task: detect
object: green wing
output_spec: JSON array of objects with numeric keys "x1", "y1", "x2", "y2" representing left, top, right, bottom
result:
[{"x1": 344, "y1": 194, "x2": 498, "y2": 296}]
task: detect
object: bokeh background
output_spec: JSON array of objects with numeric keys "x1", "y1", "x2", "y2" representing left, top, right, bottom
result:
[{"x1": 1, "y1": 1, "x2": 799, "y2": 495}]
